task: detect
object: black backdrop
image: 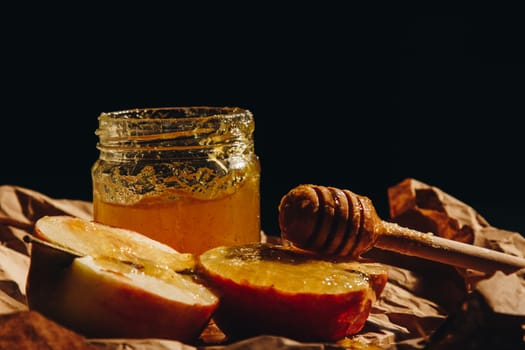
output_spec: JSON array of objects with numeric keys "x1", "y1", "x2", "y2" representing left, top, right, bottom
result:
[{"x1": 2, "y1": 7, "x2": 524, "y2": 236}]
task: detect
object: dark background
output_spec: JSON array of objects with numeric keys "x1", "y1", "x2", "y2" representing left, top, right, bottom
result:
[{"x1": 2, "y1": 7, "x2": 524, "y2": 236}]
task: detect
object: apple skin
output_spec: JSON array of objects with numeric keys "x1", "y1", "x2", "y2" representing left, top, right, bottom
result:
[{"x1": 207, "y1": 273, "x2": 375, "y2": 342}]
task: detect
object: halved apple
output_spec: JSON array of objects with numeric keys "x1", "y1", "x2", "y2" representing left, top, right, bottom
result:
[
  {"x1": 32, "y1": 214, "x2": 196, "y2": 272},
  {"x1": 25, "y1": 215, "x2": 219, "y2": 343},
  {"x1": 197, "y1": 243, "x2": 388, "y2": 342}
]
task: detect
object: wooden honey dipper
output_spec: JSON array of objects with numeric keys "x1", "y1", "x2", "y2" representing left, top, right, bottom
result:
[{"x1": 278, "y1": 184, "x2": 525, "y2": 274}]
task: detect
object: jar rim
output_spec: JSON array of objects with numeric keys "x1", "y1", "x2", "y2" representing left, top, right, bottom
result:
[
  {"x1": 95, "y1": 106, "x2": 255, "y2": 152},
  {"x1": 99, "y1": 106, "x2": 252, "y2": 121}
]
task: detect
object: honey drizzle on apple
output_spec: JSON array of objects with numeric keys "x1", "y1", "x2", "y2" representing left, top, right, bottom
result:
[{"x1": 200, "y1": 243, "x2": 377, "y2": 294}]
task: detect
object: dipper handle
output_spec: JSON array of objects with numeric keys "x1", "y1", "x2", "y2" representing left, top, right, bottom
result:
[{"x1": 278, "y1": 184, "x2": 525, "y2": 274}]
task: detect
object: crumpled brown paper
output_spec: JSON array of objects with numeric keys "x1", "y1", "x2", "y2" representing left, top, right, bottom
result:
[
  {"x1": 1, "y1": 180, "x2": 524, "y2": 349},
  {"x1": 387, "y1": 178, "x2": 525, "y2": 254}
]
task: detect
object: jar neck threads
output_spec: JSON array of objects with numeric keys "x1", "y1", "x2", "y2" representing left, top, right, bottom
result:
[{"x1": 96, "y1": 107, "x2": 255, "y2": 160}]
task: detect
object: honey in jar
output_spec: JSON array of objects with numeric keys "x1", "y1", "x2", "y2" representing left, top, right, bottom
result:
[{"x1": 91, "y1": 107, "x2": 261, "y2": 255}]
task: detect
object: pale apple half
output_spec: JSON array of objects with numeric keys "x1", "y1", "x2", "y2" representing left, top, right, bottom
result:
[
  {"x1": 197, "y1": 243, "x2": 388, "y2": 342},
  {"x1": 32, "y1": 215, "x2": 195, "y2": 272},
  {"x1": 25, "y1": 215, "x2": 219, "y2": 343}
]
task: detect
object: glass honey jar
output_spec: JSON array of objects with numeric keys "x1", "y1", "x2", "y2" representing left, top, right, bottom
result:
[{"x1": 91, "y1": 107, "x2": 261, "y2": 255}]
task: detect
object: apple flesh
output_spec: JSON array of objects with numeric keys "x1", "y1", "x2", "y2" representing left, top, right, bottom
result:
[
  {"x1": 197, "y1": 243, "x2": 388, "y2": 342},
  {"x1": 25, "y1": 215, "x2": 219, "y2": 343},
  {"x1": 32, "y1": 215, "x2": 196, "y2": 272},
  {"x1": 48, "y1": 255, "x2": 217, "y2": 341}
]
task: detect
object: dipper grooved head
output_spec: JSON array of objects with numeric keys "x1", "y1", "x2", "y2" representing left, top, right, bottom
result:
[{"x1": 278, "y1": 184, "x2": 381, "y2": 259}]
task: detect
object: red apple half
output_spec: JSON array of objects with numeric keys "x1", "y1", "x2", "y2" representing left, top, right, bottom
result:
[{"x1": 197, "y1": 242, "x2": 388, "y2": 342}]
